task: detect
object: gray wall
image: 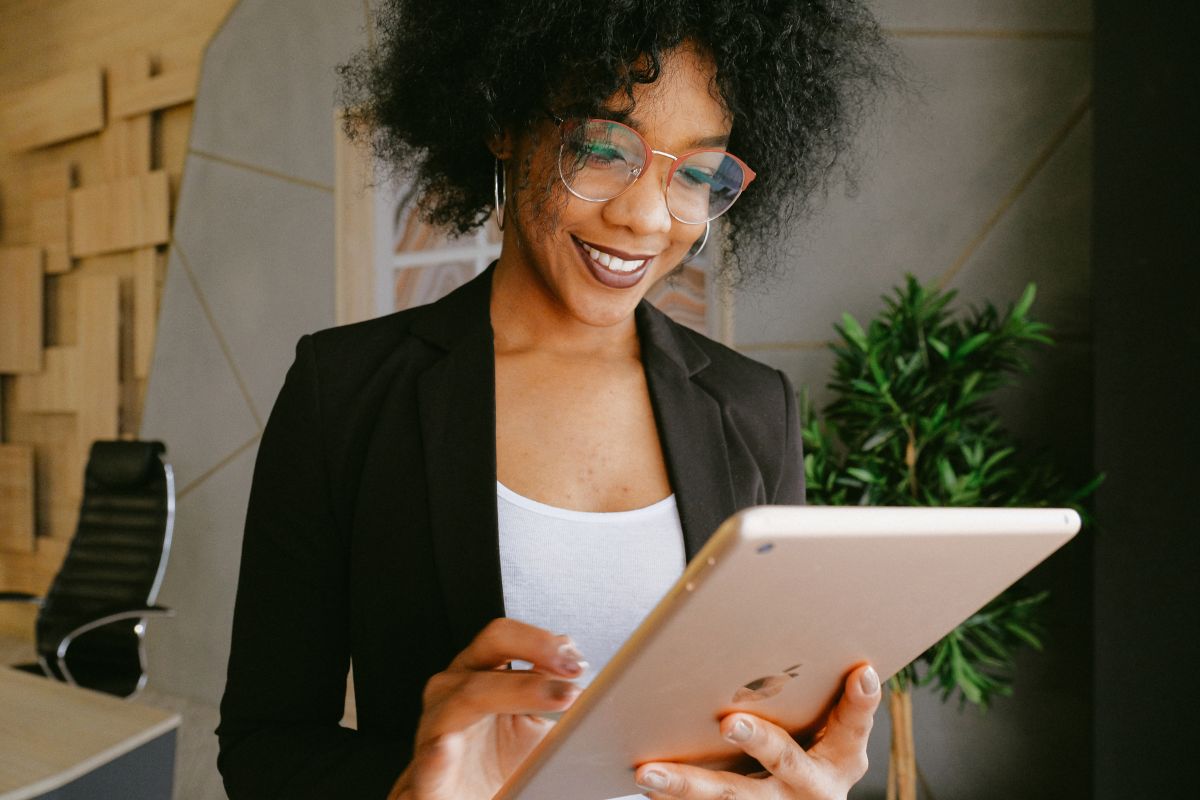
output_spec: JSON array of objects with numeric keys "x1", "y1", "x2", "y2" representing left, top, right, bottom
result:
[
  {"x1": 734, "y1": 2, "x2": 1093, "y2": 798},
  {"x1": 140, "y1": 0, "x2": 369, "y2": 704},
  {"x1": 141, "y1": 1, "x2": 1094, "y2": 797}
]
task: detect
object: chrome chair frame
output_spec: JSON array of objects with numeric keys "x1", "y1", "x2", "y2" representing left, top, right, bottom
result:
[{"x1": 0, "y1": 457, "x2": 176, "y2": 701}]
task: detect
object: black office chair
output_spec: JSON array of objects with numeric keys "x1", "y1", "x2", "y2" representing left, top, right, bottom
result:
[{"x1": 0, "y1": 440, "x2": 175, "y2": 699}]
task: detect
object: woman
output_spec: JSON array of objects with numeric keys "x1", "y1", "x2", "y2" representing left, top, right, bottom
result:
[{"x1": 217, "y1": 2, "x2": 892, "y2": 798}]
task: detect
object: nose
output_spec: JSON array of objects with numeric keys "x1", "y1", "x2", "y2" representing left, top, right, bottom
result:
[{"x1": 600, "y1": 154, "x2": 674, "y2": 237}]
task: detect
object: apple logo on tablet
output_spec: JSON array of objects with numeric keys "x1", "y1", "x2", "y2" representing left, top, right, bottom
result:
[{"x1": 733, "y1": 664, "x2": 803, "y2": 702}]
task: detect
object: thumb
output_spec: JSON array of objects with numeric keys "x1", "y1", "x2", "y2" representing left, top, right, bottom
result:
[{"x1": 411, "y1": 732, "x2": 465, "y2": 799}]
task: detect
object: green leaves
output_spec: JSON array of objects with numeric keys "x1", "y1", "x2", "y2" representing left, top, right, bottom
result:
[{"x1": 802, "y1": 276, "x2": 1099, "y2": 709}]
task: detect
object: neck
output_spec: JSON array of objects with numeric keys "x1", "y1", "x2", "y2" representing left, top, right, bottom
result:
[{"x1": 490, "y1": 249, "x2": 641, "y2": 360}]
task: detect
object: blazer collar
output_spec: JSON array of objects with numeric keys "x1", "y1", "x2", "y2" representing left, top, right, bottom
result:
[{"x1": 411, "y1": 265, "x2": 736, "y2": 653}]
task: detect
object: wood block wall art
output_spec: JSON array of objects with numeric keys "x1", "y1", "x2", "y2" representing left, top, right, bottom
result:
[
  {"x1": 0, "y1": 67, "x2": 105, "y2": 152},
  {"x1": 133, "y1": 247, "x2": 159, "y2": 379},
  {"x1": 0, "y1": 535, "x2": 69, "y2": 618},
  {"x1": 68, "y1": 171, "x2": 170, "y2": 257},
  {"x1": 12, "y1": 346, "x2": 80, "y2": 414},
  {"x1": 0, "y1": 3, "x2": 239, "y2": 644},
  {"x1": 29, "y1": 162, "x2": 75, "y2": 275},
  {"x1": 0, "y1": 246, "x2": 45, "y2": 373},
  {"x1": 0, "y1": 444, "x2": 36, "y2": 553},
  {"x1": 108, "y1": 56, "x2": 200, "y2": 121},
  {"x1": 101, "y1": 53, "x2": 154, "y2": 180},
  {"x1": 75, "y1": 273, "x2": 121, "y2": 444},
  {"x1": 7, "y1": 413, "x2": 85, "y2": 542}
]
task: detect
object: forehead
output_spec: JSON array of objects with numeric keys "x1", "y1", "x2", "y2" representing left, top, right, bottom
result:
[{"x1": 603, "y1": 44, "x2": 732, "y2": 148}]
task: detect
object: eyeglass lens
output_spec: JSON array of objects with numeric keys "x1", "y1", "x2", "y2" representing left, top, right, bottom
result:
[{"x1": 559, "y1": 119, "x2": 747, "y2": 224}]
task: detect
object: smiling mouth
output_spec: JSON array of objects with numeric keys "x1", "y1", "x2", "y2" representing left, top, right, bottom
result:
[{"x1": 572, "y1": 236, "x2": 656, "y2": 289}]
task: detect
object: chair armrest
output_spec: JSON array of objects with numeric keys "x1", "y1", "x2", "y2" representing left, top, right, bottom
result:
[
  {"x1": 0, "y1": 591, "x2": 43, "y2": 607},
  {"x1": 54, "y1": 605, "x2": 175, "y2": 684}
]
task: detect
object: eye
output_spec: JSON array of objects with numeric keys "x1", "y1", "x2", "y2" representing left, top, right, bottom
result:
[
  {"x1": 570, "y1": 139, "x2": 629, "y2": 167},
  {"x1": 676, "y1": 164, "x2": 717, "y2": 189}
]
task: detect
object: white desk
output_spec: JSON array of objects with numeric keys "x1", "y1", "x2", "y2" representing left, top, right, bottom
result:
[{"x1": 0, "y1": 666, "x2": 180, "y2": 800}]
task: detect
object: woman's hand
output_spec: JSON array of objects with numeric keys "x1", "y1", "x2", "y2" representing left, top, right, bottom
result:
[
  {"x1": 388, "y1": 618, "x2": 586, "y2": 800},
  {"x1": 635, "y1": 664, "x2": 882, "y2": 800}
]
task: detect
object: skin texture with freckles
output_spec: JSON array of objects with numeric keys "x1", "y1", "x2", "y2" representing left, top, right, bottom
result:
[{"x1": 491, "y1": 43, "x2": 727, "y2": 513}]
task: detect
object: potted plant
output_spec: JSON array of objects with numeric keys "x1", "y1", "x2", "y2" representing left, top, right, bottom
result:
[{"x1": 800, "y1": 277, "x2": 1098, "y2": 800}]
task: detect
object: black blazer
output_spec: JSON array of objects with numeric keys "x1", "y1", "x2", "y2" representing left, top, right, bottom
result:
[{"x1": 216, "y1": 265, "x2": 805, "y2": 799}]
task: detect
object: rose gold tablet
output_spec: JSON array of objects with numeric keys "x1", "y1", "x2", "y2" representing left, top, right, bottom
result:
[{"x1": 493, "y1": 505, "x2": 1081, "y2": 800}]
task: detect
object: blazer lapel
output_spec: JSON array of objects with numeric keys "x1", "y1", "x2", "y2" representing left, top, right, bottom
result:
[
  {"x1": 636, "y1": 301, "x2": 738, "y2": 560},
  {"x1": 412, "y1": 269, "x2": 505, "y2": 655}
]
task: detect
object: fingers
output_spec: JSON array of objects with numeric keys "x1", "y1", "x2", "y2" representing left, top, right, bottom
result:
[
  {"x1": 808, "y1": 663, "x2": 881, "y2": 782},
  {"x1": 421, "y1": 668, "x2": 580, "y2": 737},
  {"x1": 718, "y1": 712, "x2": 821, "y2": 789},
  {"x1": 696, "y1": 666, "x2": 883, "y2": 791},
  {"x1": 449, "y1": 617, "x2": 587, "y2": 678},
  {"x1": 635, "y1": 761, "x2": 763, "y2": 799}
]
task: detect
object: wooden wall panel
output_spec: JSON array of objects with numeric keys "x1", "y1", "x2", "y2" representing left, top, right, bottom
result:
[
  {"x1": 6, "y1": 413, "x2": 84, "y2": 541},
  {"x1": 0, "y1": 247, "x2": 44, "y2": 373},
  {"x1": 109, "y1": 62, "x2": 200, "y2": 120},
  {"x1": 11, "y1": 347, "x2": 80, "y2": 414},
  {"x1": 29, "y1": 162, "x2": 75, "y2": 276},
  {"x1": 0, "y1": 0, "x2": 239, "y2": 639},
  {"x1": 68, "y1": 171, "x2": 170, "y2": 257},
  {"x1": 0, "y1": 444, "x2": 36, "y2": 553},
  {"x1": 161, "y1": 104, "x2": 194, "y2": 200},
  {"x1": 76, "y1": 274, "x2": 121, "y2": 443},
  {"x1": 133, "y1": 248, "x2": 159, "y2": 379},
  {"x1": 101, "y1": 54, "x2": 154, "y2": 179},
  {"x1": 0, "y1": 67, "x2": 105, "y2": 152},
  {"x1": 335, "y1": 110, "x2": 377, "y2": 326}
]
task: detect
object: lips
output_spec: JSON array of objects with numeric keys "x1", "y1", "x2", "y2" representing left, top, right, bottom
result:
[{"x1": 572, "y1": 236, "x2": 655, "y2": 289}]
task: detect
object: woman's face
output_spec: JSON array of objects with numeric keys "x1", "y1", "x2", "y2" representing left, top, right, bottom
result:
[{"x1": 501, "y1": 44, "x2": 732, "y2": 330}]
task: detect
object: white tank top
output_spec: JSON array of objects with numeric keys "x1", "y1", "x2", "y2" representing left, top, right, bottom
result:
[
  {"x1": 497, "y1": 481, "x2": 686, "y2": 682},
  {"x1": 497, "y1": 481, "x2": 686, "y2": 800}
]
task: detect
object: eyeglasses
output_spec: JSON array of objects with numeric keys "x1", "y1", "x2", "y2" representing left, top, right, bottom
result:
[{"x1": 552, "y1": 116, "x2": 756, "y2": 225}]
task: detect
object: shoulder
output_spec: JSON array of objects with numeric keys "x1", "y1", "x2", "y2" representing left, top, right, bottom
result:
[
  {"x1": 647, "y1": 305, "x2": 792, "y2": 413},
  {"x1": 685, "y1": 327, "x2": 789, "y2": 399},
  {"x1": 650, "y1": 309, "x2": 804, "y2": 504},
  {"x1": 306, "y1": 307, "x2": 424, "y2": 368}
]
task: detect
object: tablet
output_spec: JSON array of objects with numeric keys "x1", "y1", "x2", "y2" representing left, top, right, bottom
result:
[{"x1": 493, "y1": 505, "x2": 1081, "y2": 800}]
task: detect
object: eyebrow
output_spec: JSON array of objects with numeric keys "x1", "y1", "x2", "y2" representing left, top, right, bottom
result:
[{"x1": 602, "y1": 109, "x2": 730, "y2": 151}]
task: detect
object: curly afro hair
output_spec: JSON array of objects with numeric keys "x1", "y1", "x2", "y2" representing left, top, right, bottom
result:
[{"x1": 339, "y1": 0, "x2": 893, "y2": 285}]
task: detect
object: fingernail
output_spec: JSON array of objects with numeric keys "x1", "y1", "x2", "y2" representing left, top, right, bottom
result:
[
  {"x1": 637, "y1": 769, "x2": 668, "y2": 791},
  {"x1": 545, "y1": 680, "x2": 580, "y2": 701},
  {"x1": 860, "y1": 666, "x2": 880, "y2": 695},
  {"x1": 556, "y1": 657, "x2": 589, "y2": 676},
  {"x1": 558, "y1": 641, "x2": 586, "y2": 662},
  {"x1": 726, "y1": 717, "x2": 753, "y2": 742},
  {"x1": 556, "y1": 641, "x2": 587, "y2": 675}
]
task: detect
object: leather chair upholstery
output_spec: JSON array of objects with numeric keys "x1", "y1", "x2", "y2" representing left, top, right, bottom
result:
[{"x1": 1, "y1": 440, "x2": 175, "y2": 698}]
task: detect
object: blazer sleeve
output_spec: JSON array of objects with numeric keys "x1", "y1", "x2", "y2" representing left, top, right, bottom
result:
[
  {"x1": 217, "y1": 335, "x2": 408, "y2": 799},
  {"x1": 772, "y1": 369, "x2": 807, "y2": 505}
]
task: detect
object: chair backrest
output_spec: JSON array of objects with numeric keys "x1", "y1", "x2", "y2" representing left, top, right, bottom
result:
[{"x1": 36, "y1": 440, "x2": 174, "y2": 696}]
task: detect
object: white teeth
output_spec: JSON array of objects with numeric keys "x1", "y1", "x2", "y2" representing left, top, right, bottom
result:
[{"x1": 584, "y1": 242, "x2": 647, "y2": 273}]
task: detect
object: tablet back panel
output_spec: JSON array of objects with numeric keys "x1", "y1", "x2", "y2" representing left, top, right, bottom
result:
[{"x1": 495, "y1": 506, "x2": 1080, "y2": 800}]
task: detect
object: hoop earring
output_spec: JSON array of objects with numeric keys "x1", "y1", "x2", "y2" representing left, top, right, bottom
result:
[
  {"x1": 680, "y1": 221, "x2": 710, "y2": 265},
  {"x1": 493, "y1": 158, "x2": 506, "y2": 230}
]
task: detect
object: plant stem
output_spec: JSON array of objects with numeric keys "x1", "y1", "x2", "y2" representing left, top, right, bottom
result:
[
  {"x1": 905, "y1": 425, "x2": 919, "y2": 499},
  {"x1": 888, "y1": 685, "x2": 917, "y2": 800}
]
